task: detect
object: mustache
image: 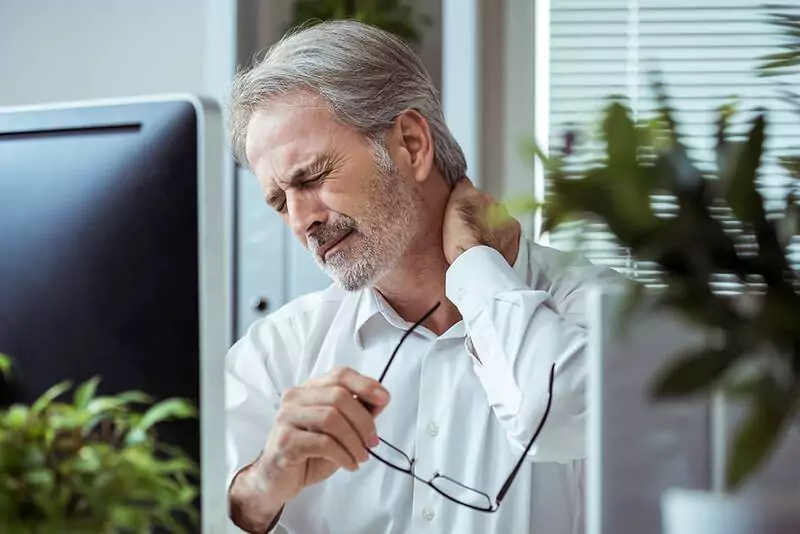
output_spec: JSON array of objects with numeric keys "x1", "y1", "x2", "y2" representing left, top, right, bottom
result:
[{"x1": 307, "y1": 217, "x2": 358, "y2": 253}]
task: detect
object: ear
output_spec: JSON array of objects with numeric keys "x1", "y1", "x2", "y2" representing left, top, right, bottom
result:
[{"x1": 393, "y1": 109, "x2": 434, "y2": 183}]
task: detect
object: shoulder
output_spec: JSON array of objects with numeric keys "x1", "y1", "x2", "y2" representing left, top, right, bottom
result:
[
  {"x1": 525, "y1": 238, "x2": 620, "y2": 286},
  {"x1": 523, "y1": 238, "x2": 622, "y2": 323},
  {"x1": 265, "y1": 283, "x2": 349, "y2": 327},
  {"x1": 241, "y1": 283, "x2": 351, "y2": 352},
  {"x1": 225, "y1": 284, "x2": 353, "y2": 387}
]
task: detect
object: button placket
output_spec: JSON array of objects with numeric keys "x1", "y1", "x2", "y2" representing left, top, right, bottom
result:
[
  {"x1": 412, "y1": 337, "x2": 449, "y2": 528},
  {"x1": 413, "y1": 338, "x2": 445, "y2": 478}
]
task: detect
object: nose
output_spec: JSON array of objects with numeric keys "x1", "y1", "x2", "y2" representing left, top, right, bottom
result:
[{"x1": 286, "y1": 190, "x2": 328, "y2": 240}]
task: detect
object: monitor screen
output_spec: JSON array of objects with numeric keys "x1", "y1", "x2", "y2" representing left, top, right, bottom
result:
[{"x1": 0, "y1": 97, "x2": 224, "y2": 528}]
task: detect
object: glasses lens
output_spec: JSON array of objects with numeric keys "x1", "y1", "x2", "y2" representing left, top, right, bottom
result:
[
  {"x1": 431, "y1": 474, "x2": 493, "y2": 510},
  {"x1": 370, "y1": 438, "x2": 412, "y2": 472}
]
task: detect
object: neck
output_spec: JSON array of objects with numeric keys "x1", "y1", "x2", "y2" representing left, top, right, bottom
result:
[{"x1": 374, "y1": 234, "x2": 461, "y2": 337}]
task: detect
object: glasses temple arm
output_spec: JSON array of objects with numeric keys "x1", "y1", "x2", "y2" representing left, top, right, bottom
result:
[
  {"x1": 494, "y1": 362, "x2": 556, "y2": 505},
  {"x1": 378, "y1": 301, "x2": 440, "y2": 383}
]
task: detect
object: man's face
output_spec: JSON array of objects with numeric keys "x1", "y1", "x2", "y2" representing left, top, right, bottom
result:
[{"x1": 245, "y1": 97, "x2": 424, "y2": 291}]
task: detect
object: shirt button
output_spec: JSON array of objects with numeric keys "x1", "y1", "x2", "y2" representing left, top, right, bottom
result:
[
  {"x1": 422, "y1": 508, "x2": 435, "y2": 521},
  {"x1": 427, "y1": 423, "x2": 439, "y2": 437}
]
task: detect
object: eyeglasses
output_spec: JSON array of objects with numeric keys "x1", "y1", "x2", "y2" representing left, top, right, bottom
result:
[{"x1": 365, "y1": 301, "x2": 556, "y2": 513}]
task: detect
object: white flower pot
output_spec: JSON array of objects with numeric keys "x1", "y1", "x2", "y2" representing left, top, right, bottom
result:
[{"x1": 662, "y1": 488, "x2": 800, "y2": 534}]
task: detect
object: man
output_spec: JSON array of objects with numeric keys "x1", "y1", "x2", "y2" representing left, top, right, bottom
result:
[{"x1": 225, "y1": 19, "x2": 614, "y2": 534}]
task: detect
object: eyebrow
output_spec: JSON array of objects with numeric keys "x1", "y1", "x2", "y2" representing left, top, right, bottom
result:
[{"x1": 282, "y1": 152, "x2": 334, "y2": 186}]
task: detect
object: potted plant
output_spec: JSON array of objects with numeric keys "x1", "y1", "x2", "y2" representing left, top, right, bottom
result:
[
  {"x1": 290, "y1": 0, "x2": 431, "y2": 46},
  {"x1": 515, "y1": 7, "x2": 799, "y2": 533},
  {"x1": 0, "y1": 353, "x2": 200, "y2": 534}
]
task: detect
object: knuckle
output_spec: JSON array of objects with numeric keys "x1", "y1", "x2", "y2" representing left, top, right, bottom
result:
[
  {"x1": 320, "y1": 406, "x2": 340, "y2": 428},
  {"x1": 281, "y1": 386, "x2": 301, "y2": 404},
  {"x1": 331, "y1": 386, "x2": 350, "y2": 406},
  {"x1": 330, "y1": 366, "x2": 351, "y2": 382},
  {"x1": 316, "y1": 433, "x2": 334, "y2": 450},
  {"x1": 275, "y1": 406, "x2": 292, "y2": 424},
  {"x1": 274, "y1": 426, "x2": 293, "y2": 450}
]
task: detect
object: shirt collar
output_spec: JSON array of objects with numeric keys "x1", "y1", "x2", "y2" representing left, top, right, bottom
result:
[
  {"x1": 353, "y1": 289, "x2": 385, "y2": 349},
  {"x1": 353, "y1": 287, "x2": 419, "y2": 348},
  {"x1": 353, "y1": 236, "x2": 530, "y2": 349}
]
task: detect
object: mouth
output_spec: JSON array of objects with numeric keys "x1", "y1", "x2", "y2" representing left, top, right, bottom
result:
[{"x1": 317, "y1": 229, "x2": 355, "y2": 260}]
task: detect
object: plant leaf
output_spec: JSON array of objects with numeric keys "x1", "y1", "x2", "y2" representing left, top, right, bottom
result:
[
  {"x1": 5, "y1": 404, "x2": 29, "y2": 429},
  {"x1": 86, "y1": 396, "x2": 128, "y2": 415},
  {"x1": 777, "y1": 193, "x2": 800, "y2": 248},
  {"x1": 780, "y1": 155, "x2": 800, "y2": 180},
  {"x1": 114, "y1": 390, "x2": 155, "y2": 405},
  {"x1": 651, "y1": 347, "x2": 738, "y2": 398},
  {"x1": 713, "y1": 101, "x2": 741, "y2": 198},
  {"x1": 724, "y1": 375, "x2": 767, "y2": 400},
  {"x1": 504, "y1": 195, "x2": 541, "y2": 218},
  {"x1": 726, "y1": 114, "x2": 767, "y2": 225},
  {"x1": 0, "y1": 353, "x2": 11, "y2": 380},
  {"x1": 521, "y1": 138, "x2": 564, "y2": 173},
  {"x1": 74, "y1": 376, "x2": 101, "y2": 410},
  {"x1": 759, "y1": 50, "x2": 800, "y2": 75},
  {"x1": 133, "y1": 398, "x2": 197, "y2": 435},
  {"x1": 650, "y1": 73, "x2": 681, "y2": 145},
  {"x1": 31, "y1": 380, "x2": 72, "y2": 414},
  {"x1": 758, "y1": 285, "x2": 800, "y2": 345},
  {"x1": 604, "y1": 101, "x2": 638, "y2": 171},
  {"x1": 726, "y1": 390, "x2": 795, "y2": 489}
]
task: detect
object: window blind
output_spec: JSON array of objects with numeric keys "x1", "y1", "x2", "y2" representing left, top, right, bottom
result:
[{"x1": 547, "y1": 0, "x2": 800, "y2": 290}]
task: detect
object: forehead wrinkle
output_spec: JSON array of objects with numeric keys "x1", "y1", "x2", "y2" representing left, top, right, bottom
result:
[{"x1": 249, "y1": 98, "x2": 363, "y2": 198}]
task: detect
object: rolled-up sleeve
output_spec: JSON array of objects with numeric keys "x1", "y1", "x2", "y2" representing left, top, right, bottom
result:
[{"x1": 445, "y1": 244, "x2": 598, "y2": 464}]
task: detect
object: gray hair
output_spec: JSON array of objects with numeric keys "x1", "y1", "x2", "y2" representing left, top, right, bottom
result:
[{"x1": 227, "y1": 19, "x2": 467, "y2": 187}]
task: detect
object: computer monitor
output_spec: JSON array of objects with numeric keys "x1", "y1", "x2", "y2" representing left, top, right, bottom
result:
[
  {"x1": 584, "y1": 283, "x2": 713, "y2": 534},
  {"x1": 0, "y1": 95, "x2": 231, "y2": 533}
]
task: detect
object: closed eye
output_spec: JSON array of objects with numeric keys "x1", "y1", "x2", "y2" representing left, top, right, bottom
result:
[
  {"x1": 298, "y1": 172, "x2": 328, "y2": 188},
  {"x1": 265, "y1": 173, "x2": 327, "y2": 213}
]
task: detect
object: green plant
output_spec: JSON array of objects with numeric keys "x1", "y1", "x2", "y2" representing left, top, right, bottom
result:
[
  {"x1": 511, "y1": 3, "x2": 800, "y2": 493},
  {"x1": 290, "y1": 0, "x2": 431, "y2": 45},
  {"x1": 759, "y1": 4, "x2": 800, "y2": 184},
  {"x1": 0, "y1": 356, "x2": 199, "y2": 534},
  {"x1": 0, "y1": 353, "x2": 10, "y2": 381},
  {"x1": 759, "y1": 4, "x2": 800, "y2": 79},
  {"x1": 520, "y1": 79, "x2": 799, "y2": 490}
]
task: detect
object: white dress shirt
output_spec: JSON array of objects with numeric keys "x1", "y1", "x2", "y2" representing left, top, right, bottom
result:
[{"x1": 225, "y1": 237, "x2": 616, "y2": 534}]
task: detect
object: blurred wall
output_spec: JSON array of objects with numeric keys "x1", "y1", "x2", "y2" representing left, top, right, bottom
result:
[
  {"x1": 242, "y1": 0, "x2": 441, "y2": 89},
  {"x1": 0, "y1": 0, "x2": 208, "y2": 106}
]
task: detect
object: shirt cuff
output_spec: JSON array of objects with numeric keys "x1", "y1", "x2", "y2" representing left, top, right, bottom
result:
[{"x1": 445, "y1": 245, "x2": 528, "y2": 324}]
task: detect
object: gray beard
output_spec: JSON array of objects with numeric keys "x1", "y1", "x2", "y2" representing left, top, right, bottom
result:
[{"x1": 310, "y1": 163, "x2": 423, "y2": 292}]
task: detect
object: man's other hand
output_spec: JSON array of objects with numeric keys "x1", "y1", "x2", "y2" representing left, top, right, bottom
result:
[
  {"x1": 442, "y1": 177, "x2": 521, "y2": 266},
  {"x1": 230, "y1": 367, "x2": 390, "y2": 533}
]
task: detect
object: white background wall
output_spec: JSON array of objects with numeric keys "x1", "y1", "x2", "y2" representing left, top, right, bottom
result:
[{"x1": 0, "y1": 0, "x2": 208, "y2": 105}]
